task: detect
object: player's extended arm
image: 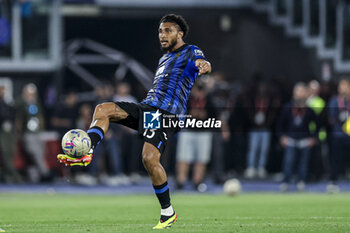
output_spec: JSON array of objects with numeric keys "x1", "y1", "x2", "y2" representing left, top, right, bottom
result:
[{"x1": 195, "y1": 59, "x2": 212, "y2": 75}]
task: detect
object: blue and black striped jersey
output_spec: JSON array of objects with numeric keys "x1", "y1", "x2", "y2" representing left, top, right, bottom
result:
[{"x1": 142, "y1": 44, "x2": 206, "y2": 115}]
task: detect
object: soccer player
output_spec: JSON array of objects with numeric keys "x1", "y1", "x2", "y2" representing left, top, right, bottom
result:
[{"x1": 58, "y1": 14, "x2": 211, "y2": 229}]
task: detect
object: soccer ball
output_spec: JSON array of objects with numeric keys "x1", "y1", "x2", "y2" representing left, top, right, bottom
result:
[
  {"x1": 223, "y1": 178, "x2": 242, "y2": 196},
  {"x1": 61, "y1": 129, "x2": 91, "y2": 158}
]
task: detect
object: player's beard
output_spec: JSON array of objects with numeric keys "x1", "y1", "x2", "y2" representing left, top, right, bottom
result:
[{"x1": 160, "y1": 38, "x2": 177, "y2": 52}]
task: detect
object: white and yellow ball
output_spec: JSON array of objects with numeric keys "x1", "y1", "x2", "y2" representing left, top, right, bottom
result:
[{"x1": 61, "y1": 129, "x2": 91, "y2": 158}]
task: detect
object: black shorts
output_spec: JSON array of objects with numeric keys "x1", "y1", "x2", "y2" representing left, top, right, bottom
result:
[{"x1": 115, "y1": 102, "x2": 179, "y2": 154}]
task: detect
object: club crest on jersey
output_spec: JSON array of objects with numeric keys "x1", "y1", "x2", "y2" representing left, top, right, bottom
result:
[
  {"x1": 143, "y1": 110, "x2": 162, "y2": 129},
  {"x1": 194, "y1": 49, "x2": 204, "y2": 57}
]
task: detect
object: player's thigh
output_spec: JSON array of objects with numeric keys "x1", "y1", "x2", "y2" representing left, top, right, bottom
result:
[
  {"x1": 176, "y1": 131, "x2": 195, "y2": 163},
  {"x1": 94, "y1": 102, "x2": 128, "y2": 121},
  {"x1": 196, "y1": 132, "x2": 213, "y2": 164}
]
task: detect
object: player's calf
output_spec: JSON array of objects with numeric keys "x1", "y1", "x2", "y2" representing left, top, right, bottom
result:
[{"x1": 142, "y1": 143, "x2": 176, "y2": 228}]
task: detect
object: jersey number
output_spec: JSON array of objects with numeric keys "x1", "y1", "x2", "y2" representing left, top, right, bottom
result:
[{"x1": 143, "y1": 129, "x2": 156, "y2": 139}]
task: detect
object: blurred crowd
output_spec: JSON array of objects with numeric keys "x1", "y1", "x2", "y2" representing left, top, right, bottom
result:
[{"x1": 1, "y1": 73, "x2": 350, "y2": 193}]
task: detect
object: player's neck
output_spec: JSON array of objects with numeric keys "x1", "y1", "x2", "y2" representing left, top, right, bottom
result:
[{"x1": 169, "y1": 41, "x2": 185, "y2": 53}]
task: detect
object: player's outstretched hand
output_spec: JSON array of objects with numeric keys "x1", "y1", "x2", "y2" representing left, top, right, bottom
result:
[
  {"x1": 195, "y1": 59, "x2": 212, "y2": 75},
  {"x1": 57, "y1": 153, "x2": 93, "y2": 167}
]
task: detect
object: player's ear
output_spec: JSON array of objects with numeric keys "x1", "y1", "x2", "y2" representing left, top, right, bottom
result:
[{"x1": 178, "y1": 31, "x2": 184, "y2": 39}]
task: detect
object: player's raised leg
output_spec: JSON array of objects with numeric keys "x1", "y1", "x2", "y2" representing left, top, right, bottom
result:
[
  {"x1": 87, "y1": 102, "x2": 128, "y2": 149},
  {"x1": 58, "y1": 102, "x2": 128, "y2": 166},
  {"x1": 142, "y1": 142, "x2": 177, "y2": 229}
]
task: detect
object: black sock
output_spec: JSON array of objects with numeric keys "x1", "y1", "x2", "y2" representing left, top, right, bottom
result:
[
  {"x1": 160, "y1": 213, "x2": 175, "y2": 222},
  {"x1": 153, "y1": 181, "x2": 171, "y2": 209},
  {"x1": 87, "y1": 126, "x2": 104, "y2": 150}
]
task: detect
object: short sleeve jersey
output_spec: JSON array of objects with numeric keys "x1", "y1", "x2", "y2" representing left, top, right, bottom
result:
[{"x1": 142, "y1": 44, "x2": 206, "y2": 115}]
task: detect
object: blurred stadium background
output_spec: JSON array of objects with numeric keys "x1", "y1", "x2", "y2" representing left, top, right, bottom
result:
[{"x1": 1, "y1": 0, "x2": 350, "y2": 232}]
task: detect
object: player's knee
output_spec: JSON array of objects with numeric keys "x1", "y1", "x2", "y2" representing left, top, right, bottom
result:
[
  {"x1": 93, "y1": 102, "x2": 116, "y2": 119},
  {"x1": 93, "y1": 103, "x2": 104, "y2": 118},
  {"x1": 142, "y1": 151, "x2": 159, "y2": 169}
]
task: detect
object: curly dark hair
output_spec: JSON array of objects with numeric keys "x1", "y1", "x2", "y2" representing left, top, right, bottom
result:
[{"x1": 160, "y1": 14, "x2": 189, "y2": 38}]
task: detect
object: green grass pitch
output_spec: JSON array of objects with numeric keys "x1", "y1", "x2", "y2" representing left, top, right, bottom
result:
[{"x1": 0, "y1": 193, "x2": 350, "y2": 232}]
